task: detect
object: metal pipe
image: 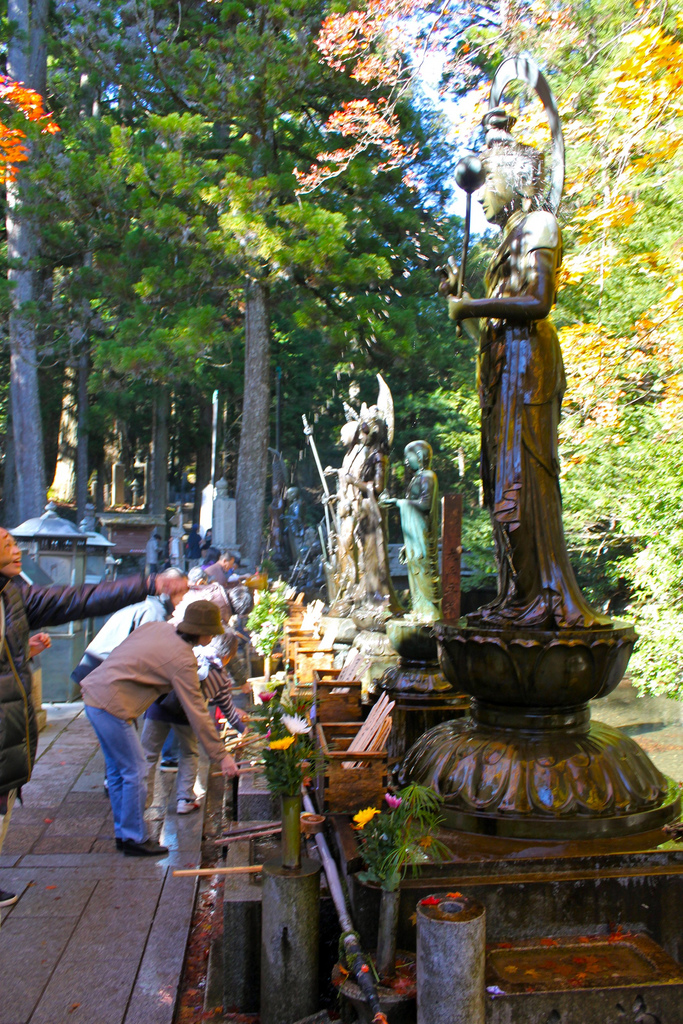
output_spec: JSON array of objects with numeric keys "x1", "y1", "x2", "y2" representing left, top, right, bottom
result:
[{"x1": 303, "y1": 792, "x2": 388, "y2": 1024}]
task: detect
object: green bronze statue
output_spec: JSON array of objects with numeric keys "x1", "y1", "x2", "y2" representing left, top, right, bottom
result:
[
  {"x1": 382, "y1": 441, "x2": 441, "y2": 621},
  {"x1": 440, "y1": 107, "x2": 610, "y2": 631}
]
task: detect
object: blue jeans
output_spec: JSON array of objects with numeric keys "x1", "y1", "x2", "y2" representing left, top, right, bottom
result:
[
  {"x1": 161, "y1": 731, "x2": 179, "y2": 761},
  {"x1": 85, "y1": 706, "x2": 149, "y2": 844}
]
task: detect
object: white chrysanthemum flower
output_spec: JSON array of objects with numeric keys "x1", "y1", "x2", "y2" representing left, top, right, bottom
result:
[{"x1": 282, "y1": 714, "x2": 310, "y2": 735}]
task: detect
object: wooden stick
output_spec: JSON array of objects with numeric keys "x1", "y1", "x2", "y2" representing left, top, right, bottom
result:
[
  {"x1": 173, "y1": 864, "x2": 263, "y2": 877},
  {"x1": 214, "y1": 827, "x2": 281, "y2": 845},
  {"x1": 214, "y1": 822, "x2": 279, "y2": 839},
  {"x1": 343, "y1": 701, "x2": 393, "y2": 768}
]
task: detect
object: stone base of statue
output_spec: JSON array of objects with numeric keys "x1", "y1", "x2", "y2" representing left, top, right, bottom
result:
[
  {"x1": 397, "y1": 620, "x2": 681, "y2": 839},
  {"x1": 378, "y1": 617, "x2": 468, "y2": 763}
]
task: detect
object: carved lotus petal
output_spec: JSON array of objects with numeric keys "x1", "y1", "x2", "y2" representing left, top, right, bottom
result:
[{"x1": 399, "y1": 718, "x2": 672, "y2": 830}]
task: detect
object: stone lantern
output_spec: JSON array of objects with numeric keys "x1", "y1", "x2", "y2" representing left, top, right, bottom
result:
[
  {"x1": 11, "y1": 504, "x2": 89, "y2": 701},
  {"x1": 12, "y1": 503, "x2": 87, "y2": 586},
  {"x1": 78, "y1": 504, "x2": 117, "y2": 582}
]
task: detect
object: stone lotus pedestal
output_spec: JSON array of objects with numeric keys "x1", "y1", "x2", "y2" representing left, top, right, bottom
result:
[
  {"x1": 378, "y1": 618, "x2": 468, "y2": 763},
  {"x1": 399, "y1": 620, "x2": 681, "y2": 839}
]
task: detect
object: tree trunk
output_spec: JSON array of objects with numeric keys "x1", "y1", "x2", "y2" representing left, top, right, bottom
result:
[
  {"x1": 76, "y1": 344, "x2": 90, "y2": 521},
  {"x1": 236, "y1": 278, "x2": 270, "y2": 568},
  {"x1": 2, "y1": 398, "x2": 19, "y2": 528},
  {"x1": 49, "y1": 364, "x2": 77, "y2": 502},
  {"x1": 94, "y1": 449, "x2": 106, "y2": 512},
  {"x1": 6, "y1": 0, "x2": 50, "y2": 521},
  {"x1": 150, "y1": 387, "x2": 170, "y2": 517}
]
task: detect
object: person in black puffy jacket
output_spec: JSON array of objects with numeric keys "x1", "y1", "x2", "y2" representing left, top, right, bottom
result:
[{"x1": 0, "y1": 526, "x2": 157, "y2": 906}]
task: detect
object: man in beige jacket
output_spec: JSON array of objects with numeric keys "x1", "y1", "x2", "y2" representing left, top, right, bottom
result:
[{"x1": 81, "y1": 600, "x2": 238, "y2": 857}]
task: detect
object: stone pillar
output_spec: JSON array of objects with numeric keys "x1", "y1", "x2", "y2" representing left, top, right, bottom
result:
[
  {"x1": 213, "y1": 478, "x2": 237, "y2": 551},
  {"x1": 200, "y1": 482, "x2": 214, "y2": 539},
  {"x1": 111, "y1": 462, "x2": 125, "y2": 507},
  {"x1": 169, "y1": 504, "x2": 185, "y2": 568},
  {"x1": 260, "y1": 858, "x2": 321, "y2": 1024},
  {"x1": 417, "y1": 892, "x2": 485, "y2": 1024}
]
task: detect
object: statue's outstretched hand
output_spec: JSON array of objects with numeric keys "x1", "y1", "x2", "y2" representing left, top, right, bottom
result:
[
  {"x1": 437, "y1": 257, "x2": 459, "y2": 296},
  {"x1": 448, "y1": 292, "x2": 472, "y2": 322}
]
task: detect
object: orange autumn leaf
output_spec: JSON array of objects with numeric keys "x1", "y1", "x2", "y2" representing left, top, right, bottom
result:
[{"x1": 0, "y1": 73, "x2": 59, "y2": 179}]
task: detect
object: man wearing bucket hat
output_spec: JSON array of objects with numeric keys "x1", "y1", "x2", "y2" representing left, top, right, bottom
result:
[{"x1": 81, "y1": 600, "x2": 239, "y2": 857}]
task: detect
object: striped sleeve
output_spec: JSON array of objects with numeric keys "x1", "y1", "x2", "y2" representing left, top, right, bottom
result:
[{"x1": 201, "y1": 665, "x2": 245, "y2": 733}]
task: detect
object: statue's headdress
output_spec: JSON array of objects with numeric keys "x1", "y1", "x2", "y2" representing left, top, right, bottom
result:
[{"x1": 485, "y1": 56, "x2": 565, "y2": 215}]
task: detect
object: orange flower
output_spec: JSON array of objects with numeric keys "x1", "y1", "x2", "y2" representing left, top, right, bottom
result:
[
  {"x1": 268, "y1": 736, "x2": 296, "y2": 751},
  {"x1": 352, "y1": 807, "x2": 380, "y2": 829}
]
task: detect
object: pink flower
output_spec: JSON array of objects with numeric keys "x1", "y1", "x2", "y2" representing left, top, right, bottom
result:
[
  {"x1": 385, "y1": 793, "x2": 402, "y2": 810},
  {"x1": 260, "y1": 691, "x2": 275, "y2": 702},
  {"x1": 265, "y1": 729, "x2": 271, "y2": 739}
]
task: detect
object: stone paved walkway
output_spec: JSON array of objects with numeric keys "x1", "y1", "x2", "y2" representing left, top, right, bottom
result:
[{"x1": 0, "y1": 704, "x2": 208, "y2": 1024}]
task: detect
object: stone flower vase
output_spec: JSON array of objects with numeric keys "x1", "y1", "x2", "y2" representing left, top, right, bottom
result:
[{"x1": 280, "y1": 793, "x2": 302, "y2": 870}]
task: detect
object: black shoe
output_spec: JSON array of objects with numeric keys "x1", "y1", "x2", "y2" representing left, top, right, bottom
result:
[
  {"x1": 115, "y1": 838, "x2": 123, "y2": 850},
  {"x1": 159, "y1": 760, "x2": 178, "y2": 773},
  {"x1": 0, "y1": 889, "x2": 18, "y2": 908},
  {"x1": 121, "y1": 839, "x2": 169, "y2": 857}
]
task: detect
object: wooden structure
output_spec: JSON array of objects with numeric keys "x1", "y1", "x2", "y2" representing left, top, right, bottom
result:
[
  {"x1": 315, "y1": 722, "x2": 388, "y2": 815},
  {"x1": 313, "y1": 668, "x2": 362, "y2": 723}
]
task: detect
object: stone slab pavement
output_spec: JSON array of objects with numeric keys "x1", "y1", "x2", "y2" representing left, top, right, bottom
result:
[{"x1": 0, "y1": 703, "x2": 210, "y2": 1024}]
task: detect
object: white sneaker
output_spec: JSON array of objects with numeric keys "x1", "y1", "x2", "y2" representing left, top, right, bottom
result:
[{"x1": 176, "y1": 800, "x2": 201, "y2": 815}]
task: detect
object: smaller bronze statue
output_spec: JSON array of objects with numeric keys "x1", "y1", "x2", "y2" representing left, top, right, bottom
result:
[
  {"x1": 283, "y1": 486, "x2": 306, "y2": 563},
  {"x1": 382, "y1": 441, "x2": 441, "y2": 621},
  {"x1": 267, "y1": 449, "x2": 288, "y2": 564}
]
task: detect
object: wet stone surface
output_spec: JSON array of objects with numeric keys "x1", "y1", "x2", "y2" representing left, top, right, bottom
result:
[{"x1": 0, "y1": 703, "x2": 209, "y2": 1024}]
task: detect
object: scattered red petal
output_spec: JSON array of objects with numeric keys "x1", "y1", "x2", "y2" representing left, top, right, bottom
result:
[
  {"x1": 45, "y1": 885, "x2": 57, "y2": 890},
  {"x1": 420, "y1": 896, "x2": 441, "y2": 906},
  {"x1": 44, "y1": 818, "x2": 53, "y2": 824},
  {"x1": 68, "y1": 1004, "x2": 80, "y2": 1013},
  {"x1": 360, "y1": 964, "x2": 369, "y2": 973},
  {"x1": 539, "y1": 938, "x2": 558, "y2": 947},
  {"x1": 446, "y1": 891, "x2": 463, "y2": 898}
]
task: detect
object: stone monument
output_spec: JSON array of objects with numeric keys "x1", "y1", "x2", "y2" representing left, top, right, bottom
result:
[
  {"x1": 212, "y1": 478, "x2": 237, "y2": 552},
  {"x1": 399, "y1": 57, "x2": 680, "y2": 838}
]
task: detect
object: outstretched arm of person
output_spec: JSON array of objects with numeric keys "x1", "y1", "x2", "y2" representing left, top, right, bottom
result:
[{"x1": 22, "y1": 573, "x2": 157, "y2": 630}]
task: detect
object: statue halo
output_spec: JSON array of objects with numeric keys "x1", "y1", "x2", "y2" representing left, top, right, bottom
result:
[{"x1": 489, "y1": 56, "x2": 565, "y2": 215}]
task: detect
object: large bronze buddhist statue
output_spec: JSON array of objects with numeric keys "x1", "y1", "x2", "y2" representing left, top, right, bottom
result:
[{"x1": 399, "y1": 57, "x2": 680, "y2": 838}]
